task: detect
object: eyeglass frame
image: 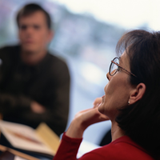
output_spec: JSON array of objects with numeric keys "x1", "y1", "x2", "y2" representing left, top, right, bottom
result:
[{"x1": 109, "y1": 57, "x2": 137, "y2": 77}]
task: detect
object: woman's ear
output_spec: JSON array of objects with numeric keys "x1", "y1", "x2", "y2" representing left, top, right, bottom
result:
[{"x1": 129, "y1": 83, "x2": 146, "y2": 104}]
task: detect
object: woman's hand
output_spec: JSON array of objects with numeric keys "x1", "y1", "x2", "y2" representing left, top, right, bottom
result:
[
  {"x1": 93, "y1": 97, "x2": 102, "y2": 108},
  {"x1": 66, "y1": 98, "x2": 109, "y2": 138}
]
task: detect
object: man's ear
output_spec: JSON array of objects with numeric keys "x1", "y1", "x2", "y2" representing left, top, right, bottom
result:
[
  {"x1": 48, "y1": 30, "x2": 54, "y2": 42},
  {"x1": 129, "y1": 83, "x2": 146, "y2": 104}
]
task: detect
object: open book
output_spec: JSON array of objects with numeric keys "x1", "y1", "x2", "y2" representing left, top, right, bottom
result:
[{"x1": 0, "y1": 120, "x2": 60, "y2": 156}]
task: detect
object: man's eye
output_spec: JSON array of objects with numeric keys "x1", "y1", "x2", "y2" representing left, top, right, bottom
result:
[
  {"x1": 20, "y1": 25, "x2": 27, "y2": 30},
  {"x1": 34, "y1": 25, "x2": 40, "y2": 29}
]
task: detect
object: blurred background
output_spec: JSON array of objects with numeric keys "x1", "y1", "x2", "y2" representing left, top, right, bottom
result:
[{"x1": 0, "y1": 0, "x2": 160, "y2": 145}]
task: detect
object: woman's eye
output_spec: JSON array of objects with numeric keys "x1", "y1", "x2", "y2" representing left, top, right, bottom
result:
[{"x1": 117, "y1": 67, "x2": 120, "y2": 71}]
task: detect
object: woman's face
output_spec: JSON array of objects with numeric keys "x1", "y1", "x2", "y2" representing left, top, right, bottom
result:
[{"x1": 98, "y1": 52, "x2": 134, "y2": 121}]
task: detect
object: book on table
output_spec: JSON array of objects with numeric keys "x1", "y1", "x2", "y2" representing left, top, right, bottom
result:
[{"x1": 0, "y1": 120, "x2": 60, "y2": 157}]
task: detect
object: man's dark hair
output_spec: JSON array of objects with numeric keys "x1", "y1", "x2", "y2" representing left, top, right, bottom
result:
[
  {"x1": 16, "y1": 3, "x2": 51, "y2": 29},
  {"x1": 115, "y1": 30, "x2": 160, "y2": 159}
]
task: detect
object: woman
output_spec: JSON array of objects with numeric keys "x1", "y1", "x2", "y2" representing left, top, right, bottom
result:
[{"x1": 54, "y1": 30, "x2": 160, "y2": 160}]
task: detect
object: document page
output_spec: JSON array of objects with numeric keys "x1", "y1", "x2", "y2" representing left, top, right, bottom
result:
[{"x1": 0, "y1": 120, "x2": 53, "y2": 155}]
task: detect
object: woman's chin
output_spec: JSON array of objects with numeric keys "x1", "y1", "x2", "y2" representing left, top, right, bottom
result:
[{"x1": 98, "y1": 104, "x2": 105, "y2": 114}]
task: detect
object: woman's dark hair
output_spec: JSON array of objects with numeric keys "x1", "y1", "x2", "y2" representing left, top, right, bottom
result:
[
  {"x1": 16, "y1": 3, "x2": 51, "y2": 29},
  {"x1": 116, "y1": 30, "x2": 160, "y2": 159}
]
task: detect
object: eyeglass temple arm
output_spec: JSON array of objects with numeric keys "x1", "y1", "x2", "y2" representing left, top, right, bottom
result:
[{"x1": 112, "y1": 61, "x2": 137, "y2": 77}]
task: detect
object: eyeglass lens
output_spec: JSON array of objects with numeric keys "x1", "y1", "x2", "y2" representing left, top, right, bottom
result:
[{"x1": 110, "y1": 57, "x2": 119, "y2": 75}]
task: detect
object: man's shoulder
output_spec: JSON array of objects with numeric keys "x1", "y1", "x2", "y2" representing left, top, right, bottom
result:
[
  {"x1": 46, "y1": 52, "x2": 70, "y2": 78},
  {"x1": 47, "y1": 52, "x2": 65, "y2": 62},
  {"x1": 47, "y1": 52, "x2": 68, "y2": 68},
  {"x1": 0, "y1": 44, "x2": 20, "y2": 55},
  {"x1": 0, "y1": 44, "x2": 19, "y2": 50}
]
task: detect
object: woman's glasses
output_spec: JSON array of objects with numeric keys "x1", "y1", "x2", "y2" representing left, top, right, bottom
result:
[{"x1": 109, "y1": 57, "x2": 136, "y2": 77}]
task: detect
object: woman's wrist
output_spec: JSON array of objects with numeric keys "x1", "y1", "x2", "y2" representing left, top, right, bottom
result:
[{"x1": 66, "y1": 118, "x2": 85, "y2": 138}]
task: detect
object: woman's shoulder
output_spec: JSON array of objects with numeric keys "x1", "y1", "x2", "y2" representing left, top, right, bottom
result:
[{"x1": 82, "y1": 136, "x2": 153, "y2": 160}]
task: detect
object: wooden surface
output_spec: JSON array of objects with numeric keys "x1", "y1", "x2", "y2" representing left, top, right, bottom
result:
[{"x1": 0, "y1": 144, "x2": 40, "y2": 160}]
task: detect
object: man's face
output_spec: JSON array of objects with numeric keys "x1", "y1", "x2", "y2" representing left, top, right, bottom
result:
[{"x1": 18, "y1": 11, "x2": 52, "y2": 56}]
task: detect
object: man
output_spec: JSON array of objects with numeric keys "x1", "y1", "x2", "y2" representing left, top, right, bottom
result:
[{"x1": 0, "y1": 3, "x2": 70, "y2": 136}]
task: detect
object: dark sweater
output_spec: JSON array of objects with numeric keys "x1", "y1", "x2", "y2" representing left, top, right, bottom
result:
[{"x1": 0, "y1": 45, "x2": 70, "y2": 136}]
